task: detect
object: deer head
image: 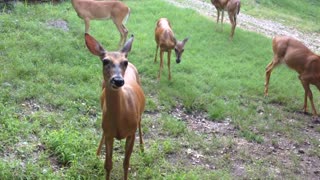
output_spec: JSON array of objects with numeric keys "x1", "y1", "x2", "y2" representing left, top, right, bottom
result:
[
  {"x1": 174, "y1": 37, "x2": 189, "y2": 64},
  {"x1": 85, "y1": 33, "x2": 134, "y2": 90}
]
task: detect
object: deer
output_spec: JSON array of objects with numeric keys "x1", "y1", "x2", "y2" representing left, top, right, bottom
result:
[
  {"x1": 71, "y1": 0, "x2": 130, "y2": 49},
  {"x1": 265, "y1": 36, "x2": 320, "y2": 121},
  {"x1": 210, "y1": 0, "x2": 241, "y2": 40},
  {"x1": 154, "y1": 18, "x2": 189, "y2": 80},
  {"x1": 85, "y1": 33, "x2": 145, "y2": 179}
]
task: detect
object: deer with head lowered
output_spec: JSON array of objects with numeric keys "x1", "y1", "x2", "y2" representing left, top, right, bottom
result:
[
  {"x1": 211, "y1": 0, "x2": 241, "y2": 40},
  {"x1": 85, "y1": 33, "x2": 145, "y2": 179},
  {"x1": 154, "y1": 18, "x2": 189, "y2": 80},
  {"x1": 265, "y1": 36, "x2": 320, "y2": 121},
  {"x1": 71, "y1": 0, "x2": 130, "y2": 49}
]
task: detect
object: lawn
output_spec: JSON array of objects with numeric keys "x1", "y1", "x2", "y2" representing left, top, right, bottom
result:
[
  {"x1": 0, "y1": 0, "x2": 320, "y2": 179},
  {"x1": 240, "y1": 0, "x2": 320, "y2": 32}
]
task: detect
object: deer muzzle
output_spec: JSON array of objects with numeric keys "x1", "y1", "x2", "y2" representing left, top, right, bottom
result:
[{"x1": 110, "y1": 76, "x2": 124, "y2": 88}]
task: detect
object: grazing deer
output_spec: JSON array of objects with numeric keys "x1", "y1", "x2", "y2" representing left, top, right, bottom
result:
[
  {"x1": 265, "y1": 36, "x2": 320, "y2": 120},
  {"x1": 71, "y1": 0, "x2": 130, "y2": 48},
  {"x1": 211, "y1": 0, "x2": 241, "y2": 39},
  {"x1": 154, "y1": 18, "x2": 189, "y2": 80},
  {"x1": 85, "y1": 33, "x2": 145, "y2": 179}
]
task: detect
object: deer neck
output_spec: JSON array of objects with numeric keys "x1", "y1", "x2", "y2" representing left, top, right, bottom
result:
[
  {"x1": 71, "y1": 0, "x2": 76, "y2": 7},
  {"x1": 104, "y1": 88, "x2": 125, "y2": 115},
  {"x1": 173, "y1": 37, "x2": 177, "y2": 46},
  {"x1": 71, "y1": 0, "x2": 83, "y2": 10},
  {"x1": 102, "y1": 86, "x2": 139, "y2": 140},
  {"x1": 71, "y1": 0, "x2": 80, "y2": 11}
]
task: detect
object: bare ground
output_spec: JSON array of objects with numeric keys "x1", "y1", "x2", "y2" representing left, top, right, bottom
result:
[{"x1": 144, "y1": 101, "x2": 320, "y2": 179}]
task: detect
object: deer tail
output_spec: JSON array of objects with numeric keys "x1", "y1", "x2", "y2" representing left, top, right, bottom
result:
[
  {"x1": 123, "y1": 8, "x2": 131, "y2": 25},
  {"x1": 237, "y1": 1, "x2": 241, "y2": 15}
]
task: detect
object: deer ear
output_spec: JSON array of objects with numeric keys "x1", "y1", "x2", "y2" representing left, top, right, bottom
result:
[
  {"x1": 183, "y1": 37, "x2": 189, "y2": 44},
  {"x1": 121, "y1": 34, "x2": 134, "y2": 57},
  {"x1": 85, "y1": 33, "x2": 106, "y2": 57}
]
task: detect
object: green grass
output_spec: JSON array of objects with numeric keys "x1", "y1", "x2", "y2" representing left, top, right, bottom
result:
[
  {"x1": 241, "y1": 0, "x2": 320, "y2": 32},
  {"x1": 1, "y1": 0, "x2": 320, "y2": 179}
]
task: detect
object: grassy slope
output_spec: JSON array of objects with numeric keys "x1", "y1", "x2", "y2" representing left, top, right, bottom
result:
[
  {"x1": 241, "y1": 0, "x2": 320, "y2": 32},
  {"x1": 0, "y1": 0, "x2": 319, "y2": 179}
]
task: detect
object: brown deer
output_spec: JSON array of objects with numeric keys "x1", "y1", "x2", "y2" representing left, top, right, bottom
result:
[
  {"x1": 154, "y1": 18, "x2": 189, "y2": 80},
  {"x1": 72, "y1": 0, "x2": 130, "y2": 48},
  {"x1": 211, "y1": 0, "x2": 241, "y2": 39},
  {"x1": 265, "y1": 36, "x2": 320, "y2": 120},
  {"x1": 85, "y1": 33, "x2": 145, "y2": 179}
]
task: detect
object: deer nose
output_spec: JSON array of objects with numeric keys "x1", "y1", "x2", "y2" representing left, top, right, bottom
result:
[
  {"x1": 111, "y1": 76, "x2": 124, "y2": 87},
  {"x1": 176, "y1": 59, "x2": 181, "y2": 64}
]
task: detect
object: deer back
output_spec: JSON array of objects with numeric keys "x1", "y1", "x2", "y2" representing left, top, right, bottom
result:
[
  {"x1": 155, "y1": 18, "x2": 176, "y2": 50},
  {"x1": 71, "y1": 0, "x2": 128, "y2": 20},
  {"x1": 211, "y1": 0, "x2": 228, "y2": 10},
  {"x1": 273, "y1": 36, "x2": 317, "y2": 74}
]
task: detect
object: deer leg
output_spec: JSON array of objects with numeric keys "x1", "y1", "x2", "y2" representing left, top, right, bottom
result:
[
  {"x1": 84, "y1": 18, "x2": 90, "y2": 33},
  {"x1": 154, "y1": 45, "x2": 159, "y2": 63},
  {"x1": 122, "y1": 24, "x2": 128, "y2": 46},
  {"x1": 228, "y1": 12, "x2": 236, "y2": 40},
  {"x1": 301, "y1": 81, "x2": 317, "y2": 116},
  {"x1": 168, "y1": 50, "x2": 172, "y2": 80},
  {"x1": 215, "y1": 10, "x2": 220, "y2": 31},
  {"x1": 264, "y1": 57, "x2": 280, "y2": 96},
  {"x1": 114, "y1": 23, "x2": 128, "y2": 49},
  {"x1": 123, "y1": 135, "x2": 135, "y2": 180},
  {"x1": 221, "y1": 10, "x2": 224, "y2": 31},
  {"x1": 160, "y1": 50, "x2": 164, "y2": 69},
  {"x1": 216, "y1": 10, "x2": 220, "y2": 24},
  {"x1": 158, "y1": 50, "x2": 164, "y2": 80},
  {"x1": 104, "y1": 136, "x2": 114, "y2": 180},
  {"x1": 138, "y1": 119, "x2": 144, "y2": 153},
  {"x1": 299, "y1": 76, "x2": 308, "y2": 113},
  {"x1": 96, "y1": 132, "x2": 105, "y2": 156}
]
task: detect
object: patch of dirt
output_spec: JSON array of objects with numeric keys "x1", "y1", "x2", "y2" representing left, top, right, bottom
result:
[
  {"x1": 170, "y1": 102, "x2": 235, "y2": 137},
  {"x1": 163, "y1": 0, "x2": 320, "y2": 52},
  {"x1": 46, "y1": 19, "x2": 69, "y2": 31},
  {"x1": 14, "y1": 99, "x2": 64, "y2": 172},
  {"x1": 169, "y1": 103, "x2": 320, "y2": 178},
  {"x1": 21, "y1": 98, "x2": 54, "y2": 114},
  {"x1": 1, "y1": 134, "x2": 50, "y2": 173}
]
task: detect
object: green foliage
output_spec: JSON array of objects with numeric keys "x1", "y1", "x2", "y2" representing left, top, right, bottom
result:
[
  {"x1": 46, "y1": 129, "x2": 83, "y2": 165},
  {"x1": 239, "y1": 130, "x2": 264, "y2": 144},
  {"x1": 162, "y1": 115, "x2": 186, "y2": 137}
]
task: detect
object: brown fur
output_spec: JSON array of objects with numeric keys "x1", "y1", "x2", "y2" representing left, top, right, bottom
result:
[
  {"x1": 154, "y1": 18, "x2": 189, "y2": 80},
  {"x1": 265, "y1": 36, "x2": 320, "y2": 118},
  {"x1": 85, "y1": 33, "x2": 145, "y2": 179},
  {"x1": 211, "y1": 0, "x2": 241, "y2": 39},
  {"x1": 71, "y1": 0, "x2": 130, "y2": 49}
]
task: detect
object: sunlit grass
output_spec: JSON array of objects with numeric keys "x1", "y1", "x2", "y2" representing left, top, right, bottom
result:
[{"x1": 241, "y1": 0, "x2": 320, "y2": 32}]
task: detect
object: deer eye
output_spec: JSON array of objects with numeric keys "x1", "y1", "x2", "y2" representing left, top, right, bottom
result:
[
  {"x1": 122, "y1": 60, "x2": 128, "y2": 67},
  {"x1": 102, "y1": 59, "x2": 111, "y2": 66}
]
